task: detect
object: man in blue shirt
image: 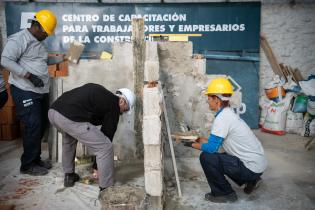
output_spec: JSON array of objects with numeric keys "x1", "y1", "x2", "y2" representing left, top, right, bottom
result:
[{"x1": 183, "y1": 77, "x2": 267, "y2": 203}]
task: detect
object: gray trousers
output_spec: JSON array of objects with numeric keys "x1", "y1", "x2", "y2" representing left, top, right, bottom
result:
[{"x1": 48, "y1": 109, "x2": 114, "y2": 188}]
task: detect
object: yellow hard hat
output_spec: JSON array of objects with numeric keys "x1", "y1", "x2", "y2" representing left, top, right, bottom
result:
[
  {"x1": 35, "y1": 10, "x2": 57, "y2": 36},
  {"x1": 205, "y1": 77, "x2": 234, "y2": 95}
]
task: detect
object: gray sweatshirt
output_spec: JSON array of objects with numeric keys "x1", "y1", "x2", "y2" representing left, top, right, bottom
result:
[{"x1": 1, "y1": 29, "x2": 49, "y2": 94}]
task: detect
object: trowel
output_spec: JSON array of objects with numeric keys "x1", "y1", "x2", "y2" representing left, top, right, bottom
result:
[{"x1": 171, "y1": 131, "x2": 199, "y2": 143}]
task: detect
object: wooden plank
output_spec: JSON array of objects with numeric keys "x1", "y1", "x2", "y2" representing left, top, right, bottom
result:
[
  {"x1": 293, "y1": 68, "x2": 304, "y2": 82},
  {"x1": 160, "y1": 85, "x2": 182, "y2": 197},
  {"x1": 279, "y1": 63, "x2": 288, "y2": 81},
  {"x1": 132, "y1": 18, "x2": 145, "y2": 157},
  {"x1": 260, "y1": 35, "x2": 285, "y2": 77},
  {"x1": 288, "y1": 66, "x2": 298, "y2": 83}
]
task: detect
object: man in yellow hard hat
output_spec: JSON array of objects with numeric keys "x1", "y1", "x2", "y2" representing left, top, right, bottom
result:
[
  {"x1": 1, "y1": 10, "x2": 57, "y2": 176},
  {"x1": 182, "y1": 77, "x2": 268, "y2": 203}
]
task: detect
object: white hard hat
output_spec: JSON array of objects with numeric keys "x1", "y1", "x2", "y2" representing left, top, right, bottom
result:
[{"x1": 116, "y1": 88, "x2": 136, "y2": 110}]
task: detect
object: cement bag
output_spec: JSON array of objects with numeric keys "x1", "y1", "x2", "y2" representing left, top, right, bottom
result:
[
  {"x1": 307, "y1": 99, "x2": 315, "y2": 115},
  {"x1": 261, "y1": 94, "x2": 292, "y2": 135},
  {"x1": 259, "y1": 96, "x2": 273, "y2": 127},
  {"x1": 300, "y1": 114, "x2": 315, "y2": 137},
  {"x1": 285, "y1": 111, "x2": 303, "y2": 134},
  {"x1": 292, "y1": 95, "x2": 307, "y2": 113}
]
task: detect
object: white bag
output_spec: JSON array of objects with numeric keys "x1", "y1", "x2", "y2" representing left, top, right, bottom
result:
[
  {"x1": 261, "y1": 94, "x2": 293, "y2": 135},
  {"x1": 300, "y1": 78, "x2": 315, "y2": 96},
  {"x1": 259, "y1": 96, "x2": 273, "y2": 127},
  {"x1": 285, "y1": 111, "x2": 303, "y2": 134}
]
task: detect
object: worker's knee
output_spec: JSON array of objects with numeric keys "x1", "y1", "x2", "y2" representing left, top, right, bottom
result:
[
  {"x1": 96, "y1": 142, "x2": 113, "y2": 158},
  {"x1": 200, "y1": 152, "x2": 219, "y2": 166}
]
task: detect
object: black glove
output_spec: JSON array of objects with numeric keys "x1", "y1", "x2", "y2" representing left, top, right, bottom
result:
[
  {"x1": 182, "y1": 141, "x2": 193, "y2": 148},
  {"x1": 28, "y1": 73, "x2": 44, "y2": 87}
]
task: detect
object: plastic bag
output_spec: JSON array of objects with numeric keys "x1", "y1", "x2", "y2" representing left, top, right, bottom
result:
[
  {"x1": 299, "y1": 75, "x2": 315, "y2": 96},
  {"x1": 307, "y1": 100, "x2": 315, "y2": 115},
  {"x1": 283, "y1": 75, "x2": 301, "y2": 93},
  {"x1": 285, "y1": 111, "x2": 303, "y2": 134}
]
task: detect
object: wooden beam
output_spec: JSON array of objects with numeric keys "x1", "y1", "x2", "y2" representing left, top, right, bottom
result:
[
  {"x1": 132, "y1": 18, "x2": 145, "y2": 158},
  {"x1": 260, "y1": 35, "x2": 285, "y2": 78}
]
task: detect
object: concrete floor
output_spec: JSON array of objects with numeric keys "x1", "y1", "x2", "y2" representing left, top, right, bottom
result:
[
  {"x1": 0, "y1": 130, "x2": 314, "y2": 210},
  {"x1": 164, "y1": 130, "x2": 315, "y2": 210}
]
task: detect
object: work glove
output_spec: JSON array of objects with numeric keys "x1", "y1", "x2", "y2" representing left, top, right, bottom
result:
[
  {"x1": 182, "y1": 140, "x2": 194, "y2": 148},
  {"x1": 28, "y1": 73, "x2": 44, "y2": 87}
]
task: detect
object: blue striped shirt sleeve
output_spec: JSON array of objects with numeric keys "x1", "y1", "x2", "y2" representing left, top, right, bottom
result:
[{"x1": 201, "y1": 134, "x2": 223, "y2": 153}]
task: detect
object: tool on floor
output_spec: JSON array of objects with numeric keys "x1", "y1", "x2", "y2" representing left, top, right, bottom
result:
[{"x1": 159, "y1": 84, "x2": 182, "y2": 197}]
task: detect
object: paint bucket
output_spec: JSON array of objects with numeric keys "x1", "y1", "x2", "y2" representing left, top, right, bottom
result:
[
  {"x1": 292, "y1": 95, "x2": 308, "y2": 113},
  {"x1": 265, "y1": 86, "x2": 286, "y2": 101}
]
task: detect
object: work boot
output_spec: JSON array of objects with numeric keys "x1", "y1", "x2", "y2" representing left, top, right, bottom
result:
[
  {"x1": 20, "y1": 165, "x2": 48, "y2": 176},
  {"x1": 205, "y1": 192, "x2": 237, "y2": 203},
  {"x1": 64, "y1": 173, "x2": 80, "y2": 187},
  {"x1": 36, "y1": 159, "x2": 52, "y2": 169},
  {"x1": 244, "y1": 177, "x2": 262, "y2": 194}
]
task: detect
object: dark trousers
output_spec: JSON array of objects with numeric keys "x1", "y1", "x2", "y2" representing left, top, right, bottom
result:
[
  {"x1": 10, "y1": 85, "x2": 49, "y2": 170},
  {"x1": 200, "y1": 152, "x2": 262, "y2": 196},
  {"x1": 0, "y1": 89, "x2": 8, "y2": 109}
]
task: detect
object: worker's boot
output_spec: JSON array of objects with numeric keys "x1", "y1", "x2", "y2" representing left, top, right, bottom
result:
[
  {"x1": 244, "y1": 177, "x2": 262, "y2": 194},
  {"x1": 36, "y1": 159, "x2": 52, "y2": 169},
  {"x1": 205, "y1": 192, "x2": 237, "y2": 203},
  {"x1": 20, "y1": 165, "x2": 48, "y2": 176},
  {"x1": 64, "y1": 172, "x2": 80, "y2": 187}
]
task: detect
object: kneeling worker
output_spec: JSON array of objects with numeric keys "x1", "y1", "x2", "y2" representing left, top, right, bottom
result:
[
  {"x1": 48, "y1": 83, "x2": 135, "y2": 193},
  {"x1": 183, "y1": 77, "x2": 267, "y2": 203}
]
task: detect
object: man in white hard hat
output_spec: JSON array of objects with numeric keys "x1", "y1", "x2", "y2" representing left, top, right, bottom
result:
[{"x1": 48, "y1": 83, "x2": 135, "y2": 193}]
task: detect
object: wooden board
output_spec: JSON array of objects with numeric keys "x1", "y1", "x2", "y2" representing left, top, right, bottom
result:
[{"x1": 260, "y1": 35, "x2": 285, "y2": 78}]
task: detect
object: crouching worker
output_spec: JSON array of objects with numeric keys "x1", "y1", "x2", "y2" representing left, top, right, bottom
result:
[
  {"x1": 183, "y1": 78, "x2": 267, "y2": 203},
  {"x1": 48, "y1": 83, "x2": 135, "y2": 194}
]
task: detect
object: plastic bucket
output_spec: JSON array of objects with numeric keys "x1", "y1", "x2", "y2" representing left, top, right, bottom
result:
[
  {"x1": 265, "y1": 86, "x2": 286, "y2": 100},
  {"x1": 292, "y1": 95, "x2": 308, "y2": 113}
]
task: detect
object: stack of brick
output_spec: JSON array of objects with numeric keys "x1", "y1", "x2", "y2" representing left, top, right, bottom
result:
[
  {"x1": 143, "y1": 42, "x2": 163, "y2": 197},
  {"x1": 0, "y1": 70, "x2": 20, "y2": 140},
  {"x1": 48, "y1": 54, "x2": 69, "y2": 78}
]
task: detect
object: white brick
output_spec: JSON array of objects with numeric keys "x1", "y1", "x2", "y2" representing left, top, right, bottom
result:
[
  {"x1": 145, "y1": 41, "x2": 158, "y2": 61},
  {"x1": 145, "y1": 169, "x2": 163, "y2": 196},
  {"x1": 143, "y1": 116, "x2": 161, "y2": 145},
  {"x1": 143, "y1": 86, "x2": 161, "y2": 116},
  {"x1": 144, "y1": 60, "x2": 159, "y2": 82},
  {"x1": 144, "y1": 145, "x2": 162, "y2": 170}
]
